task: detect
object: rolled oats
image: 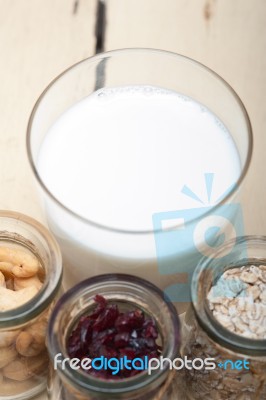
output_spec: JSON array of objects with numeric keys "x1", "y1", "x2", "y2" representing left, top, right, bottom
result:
[
  {"x1": 182, "y1": 264, "x2": 266, "y2": 399},
  {"x1": 240, "y1": 270, "x2": 258, "y2": 284},
  {"x1": 208, "y1": 265, "x2": 266, "y2": 339}
]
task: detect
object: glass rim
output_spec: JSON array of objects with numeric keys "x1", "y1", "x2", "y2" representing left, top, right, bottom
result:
[
  {"x1": 47, "y1": 273, "x2": 180, "y2": 394},
  {"x1": 26, "y1": 47, "x2": 253, "y2": 235},
  {"x1": 191, "y1": 235, "x2": 266, "y2": 355},
  {"x1": 0, "y1": 210, "x2": 62, "y2": 327}
]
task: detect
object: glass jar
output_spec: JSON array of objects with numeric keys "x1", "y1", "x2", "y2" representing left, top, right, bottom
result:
[
  {"x1": 0, "y1": 210, "x2": 62, "y2": 399},
  {"x1": 181, "y1": 236, "x2": 266, "y2": 400},
  {"x1": 47, "y1": 274, "x2": 181, "y2": 400}
]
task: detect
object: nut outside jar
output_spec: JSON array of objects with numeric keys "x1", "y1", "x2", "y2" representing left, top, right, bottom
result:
[
  {"x1": 47, "y1": 274, "x2": 181, "y2": 400},
  {"x1": 0, "y1": 210, "x2": 62, "y2": 399},
  {"x1": 181, "y1": 236, "x2": 266, "y2": 400}
]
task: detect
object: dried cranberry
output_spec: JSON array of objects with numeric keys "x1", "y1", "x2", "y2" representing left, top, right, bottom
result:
[
  {"x1": 115, "y1": 309, "x2": 144, "y2": 332},
  {"x1": 66, "y1": 295, "x2": 160, "y2": 379},
  {"x1": 141, "y1": 318, "x2": 158, "y2": 339},
  {"x1": 93, "y1": 304, "x2": 119, "y2": 332},
  {"x1": 89, "y1": 295, "x2": 107, "y2": 319}
]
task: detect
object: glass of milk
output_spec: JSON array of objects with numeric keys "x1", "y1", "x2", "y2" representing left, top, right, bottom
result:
[{"x1": 27, "y1": 49, "x2": 252, "y2": 312}]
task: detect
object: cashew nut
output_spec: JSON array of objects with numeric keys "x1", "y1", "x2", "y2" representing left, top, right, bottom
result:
[
  {"x1": 14, "y1": 275, "x2": 42, "y2": 291},
  {"x1": 16, "y1": 331, "x2": 45, "y2": 357},
  {"x1": 0, "y1": 247, "x2": 40, "y2": 278},
  {"x1": 0, "y1": 285, "x2": 38, "y2": 311},
  {"x1": 0, "y1": 346, "x2": 17, "y2": 368},
  {"x1": 0, "y1": 262, "x2": 15, "y2": 279},
  {"x1": 12, "y1": 263, "x2": 40, "y2": 279},
  {"x1": 0, "y1": 330, "x2": 19, "y2": 348},
  {"x1": 15, "y1": 313, "x2": 48, "y2": 357},
  {"x1": 3, "y1": 353, "x2": 48, "y2": 381}
]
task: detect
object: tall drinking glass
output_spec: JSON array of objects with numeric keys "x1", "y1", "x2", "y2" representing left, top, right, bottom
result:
[{"x1": 27, "y1": 49, "x2": 252, "y2": 312}]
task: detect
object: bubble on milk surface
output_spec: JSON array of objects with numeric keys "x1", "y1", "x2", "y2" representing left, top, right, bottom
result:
[{"x1": 96, "y1": 85, "x2": 195, "y2": 103}]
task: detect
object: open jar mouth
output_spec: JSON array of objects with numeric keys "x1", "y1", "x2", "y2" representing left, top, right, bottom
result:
[
  {"x1": 47, "y1": 274, "x2": 180, "y2": 395},
  {"x1": 0, "y1": 210, "x2": 62, "y2": 328},
  {"x1": 26, "y1": 48, "x2": 253, "y2": 235},
  {"x1": 191, "y1": 235, "x2": 266, "y2": 356}
]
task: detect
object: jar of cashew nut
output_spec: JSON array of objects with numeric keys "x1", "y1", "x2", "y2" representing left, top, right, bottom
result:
[
  {"x1": 0, "y1": 211, "x2": 62, "y2": 399},
  {"x1": 181, "y1": 236, "x2": 266, "y2": 400}
]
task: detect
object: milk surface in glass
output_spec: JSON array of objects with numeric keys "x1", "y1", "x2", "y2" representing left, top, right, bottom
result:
[{"x1": 37, "y1": 86, "x2": 241, "y2": 299}]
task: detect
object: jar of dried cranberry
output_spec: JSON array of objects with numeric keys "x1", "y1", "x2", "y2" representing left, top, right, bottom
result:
[{"x1": 47, "y1": 274, "x2": 181, "y2": 400}]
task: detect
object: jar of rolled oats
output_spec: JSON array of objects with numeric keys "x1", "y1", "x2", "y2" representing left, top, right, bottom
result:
[{"x1": 181, "y1": 236, "x2": 266, "y2": 400}]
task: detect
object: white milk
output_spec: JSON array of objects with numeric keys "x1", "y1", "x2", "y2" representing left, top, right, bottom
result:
[{"x1": 37, "y1": 86, "x2": 241, "y2": 306}]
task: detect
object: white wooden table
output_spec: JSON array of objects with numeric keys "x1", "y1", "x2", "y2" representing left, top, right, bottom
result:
[{"x1": 0, "y1": 1, "x2": 265, "y2": 398}]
